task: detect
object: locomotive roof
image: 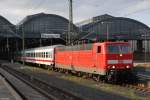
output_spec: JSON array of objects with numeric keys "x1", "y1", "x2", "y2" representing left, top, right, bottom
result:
[{"x1": 94, "y1": 41, "x2": 129, "y2": 45}]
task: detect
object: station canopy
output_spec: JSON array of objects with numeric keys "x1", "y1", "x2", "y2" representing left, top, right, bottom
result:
[
  {"x1": 0, "y1": 15, "x2": 17, "y2": 38},
  {"x1": 17, "y1": 13, "x2": 78, "y2": 39},
  {"x1": 77, "y1": 14, "x2": 150, "y2": 41}
]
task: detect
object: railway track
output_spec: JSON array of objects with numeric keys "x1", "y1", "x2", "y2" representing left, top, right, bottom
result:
[
  {"x1": 1, "y1": 65, "x2": 84, "y2": 100},
  {"x1": 71, "y1": 69, "x2": 150, "y2": 96},
  {"x1": 121, "y1": 83, "x2": 150, "y2": 96},
  {"x1": 1, "y1": 62, "x2": 150, "y2": 99},
  {"x1": 137, "y1": 73, "x2": 150, "y2": 80}
]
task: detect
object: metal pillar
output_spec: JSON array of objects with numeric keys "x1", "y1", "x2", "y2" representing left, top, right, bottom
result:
[
  {"x1": 137, "y1": 40, "x2": 143, "y2": 52},
  {"x1": 101, "y1": 22, "x2": 113, "y2": 41},
  {"x1": 40, "y1": 38, "x2": 42, "y2": 47},
  {"x1": 68, "y1": 0, "x2": 73, "y2": 45},
  {"x1": 6, "y1": 37, "x2": 9, "y2": 52},
  {"x1": 22, "y1": 25, "x2": 25, "y2": 66},
  {"x1": 106, "y1": 24, "x2": 109, "y2": 41}
]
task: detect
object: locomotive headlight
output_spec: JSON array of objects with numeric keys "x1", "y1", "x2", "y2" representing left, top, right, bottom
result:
[
  {"x1": 112, "y1": 66, "x2": 115, "y2": 69},
  {"x1": 126, "y1": 65, "x2": 130, "y2": 69}
]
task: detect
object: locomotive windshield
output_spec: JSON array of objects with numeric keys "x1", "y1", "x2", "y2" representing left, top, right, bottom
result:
[{"x1": 107, "y1": 45, "x2": 131, "y2": 54}]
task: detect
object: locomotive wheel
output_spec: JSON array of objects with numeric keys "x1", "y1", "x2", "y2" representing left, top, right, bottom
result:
[
  {"x1": 88, "y1": 74, "x2": 92, "y2": 78},
  {"x1": 82, "y1": 73, "x2": 88, "y2": 79},
  {"x1": 77, "y1": 72, "x2": 82, "y2": 77},
  {"x1": 92, "y1": 75, "x2": 100, "y2": 81},
  {"x1": 65, "y1": 70, "x2": 69, "y2": 74}
]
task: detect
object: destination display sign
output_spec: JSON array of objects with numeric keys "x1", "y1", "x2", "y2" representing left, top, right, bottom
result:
[{"x1": 41, "y1": 34, "x2": 60, "y2": 38}]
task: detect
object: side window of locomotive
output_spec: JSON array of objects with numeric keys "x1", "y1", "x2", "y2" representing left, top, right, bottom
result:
[{"x1": 97, "y1": 46, "x2": 101, "y2": 53}]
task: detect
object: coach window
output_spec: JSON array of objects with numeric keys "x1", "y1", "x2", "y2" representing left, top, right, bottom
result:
[
  {"x1": 41, "y1": 52, "x2": 42, "y2": 58},
  {"x1": 46, "y1": 52, "x2": 48, "y2": 58},
  {"x1": 39, "y1": 53, "x2": 40, "y2": 58},
  {"x1": 97, "y1": 46, "x2": 101, "y2": 53},
  {"x1": 37, "y1": 53, "x2": 39, "y2": 57},
  {"x1": 50, "y1": 53, "x2": 52, "y2": 58},
  {"x1": 44, "y1": 52, "x2": 46, "y2": 58},
  {"x1": 43, "y1": 52, "x2": 44, "y2": 58}
]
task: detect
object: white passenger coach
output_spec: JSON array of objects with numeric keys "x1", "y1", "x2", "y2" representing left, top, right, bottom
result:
[{"x1": 20, "y1": 45, "x2": 63, "y2": 66}]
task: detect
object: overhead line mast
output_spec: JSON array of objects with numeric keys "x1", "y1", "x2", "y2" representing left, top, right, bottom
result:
[{"x1": 68, "y1": 0, "x2": 73, "y2": 45}]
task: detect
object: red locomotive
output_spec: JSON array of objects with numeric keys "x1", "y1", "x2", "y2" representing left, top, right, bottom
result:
[
  {"x1": 16, "y1": 42, "x2": 134, "y2": 82},
  {"x1": 55, "y1": 42, "x2": 133, "y2": 82}
]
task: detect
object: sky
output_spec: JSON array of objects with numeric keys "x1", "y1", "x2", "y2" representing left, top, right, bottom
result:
[{"x1": 0, "y1": 0, "x2": 150, "y2": 27}]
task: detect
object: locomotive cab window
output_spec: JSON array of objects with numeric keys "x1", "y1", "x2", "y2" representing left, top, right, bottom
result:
[
  {"x1": 107, "y1": 45, "x2": 131, "y2": 54},
  {"x1": 97, "y1": 46, "x2": 101, "y2": 53}
]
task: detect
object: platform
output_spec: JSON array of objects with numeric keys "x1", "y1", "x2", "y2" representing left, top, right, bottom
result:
[{"x1": 0, "y1": 76, "x2": 16, "y2": 100}]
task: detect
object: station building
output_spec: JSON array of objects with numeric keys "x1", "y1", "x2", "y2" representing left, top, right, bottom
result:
[
  {"x1": 0, "y1": 13, "x2": 150, "y2": 61},
  {"x1": 76, "y1": 14, "x2": 150, "y2": 53}
]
